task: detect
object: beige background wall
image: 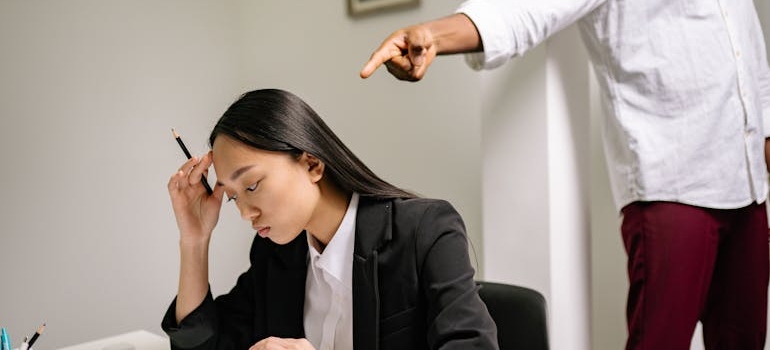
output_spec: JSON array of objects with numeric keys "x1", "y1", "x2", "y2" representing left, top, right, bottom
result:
[{"x1": 0, "y1": 1, "x2": 768, "y2": 349}]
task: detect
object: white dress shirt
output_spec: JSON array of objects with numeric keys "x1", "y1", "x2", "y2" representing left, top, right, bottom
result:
[
  {"x1": 458, "y1": 0, "x2": 770, "y2": 210},
  {"x1": 303, "y1": 193, "x2": 358, "y2": 350}
]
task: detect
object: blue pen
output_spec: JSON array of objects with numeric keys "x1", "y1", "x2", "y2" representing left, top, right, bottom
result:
[{"x1": 1, "y1": 327, "x2": 11, "y2": 350}]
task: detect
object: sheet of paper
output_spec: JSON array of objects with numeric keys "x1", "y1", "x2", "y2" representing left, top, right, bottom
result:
[{"x1": 55, "y1": 331, "x2": 168, "y2": 350}]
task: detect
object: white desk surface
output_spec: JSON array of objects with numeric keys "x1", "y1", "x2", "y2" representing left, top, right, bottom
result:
[{"x1": 56, "y1": 330, "x2": 168, "y2": 350}]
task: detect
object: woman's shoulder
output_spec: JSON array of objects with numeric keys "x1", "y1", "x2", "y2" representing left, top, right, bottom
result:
[
  {"x1": 372, "y1": 197, "x2": 469, "y2": 254},
  {"x1": 392, "y1": 197, "x2": 456, "y2": 213},
  {"x1": 359, "y1": 196, "x2": 463, "y2": 228},
  {"x1": 361, "y1": 196, "x2": 457, "y2": 214}
]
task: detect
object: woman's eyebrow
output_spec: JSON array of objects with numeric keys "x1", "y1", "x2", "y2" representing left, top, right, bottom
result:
[{"x1": 216, "y1": 165, "x2": 256, "y2": 186}]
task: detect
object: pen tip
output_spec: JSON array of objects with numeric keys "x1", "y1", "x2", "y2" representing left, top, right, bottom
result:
[{"x1": 172, "y1": 128, "x2": 180, "y2": 138}]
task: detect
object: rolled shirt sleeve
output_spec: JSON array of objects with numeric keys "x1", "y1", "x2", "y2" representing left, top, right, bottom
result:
[{"x1": 455, "y1": 0, "x2": 606, "y2": 70}]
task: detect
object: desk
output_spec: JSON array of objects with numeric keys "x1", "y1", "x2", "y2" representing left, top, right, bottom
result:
[{"x1": 56, "y1": 331, "x2": 168, "y2": 350}]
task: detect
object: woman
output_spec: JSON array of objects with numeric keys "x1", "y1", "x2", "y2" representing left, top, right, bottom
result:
[{"x1": 162, "y1": 89, "x2": 498, "y2": 350}]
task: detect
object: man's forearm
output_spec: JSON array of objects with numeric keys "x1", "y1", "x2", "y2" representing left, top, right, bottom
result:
[{"x1": 425, "y1": 13, "x2": 483, "y2": 55}]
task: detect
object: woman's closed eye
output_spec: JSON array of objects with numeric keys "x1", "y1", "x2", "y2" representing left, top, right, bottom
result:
[{"x1": 226, "y1": 182, "x2": 259, "y2": 203}]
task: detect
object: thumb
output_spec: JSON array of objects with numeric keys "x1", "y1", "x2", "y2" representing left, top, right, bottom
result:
[
  {"x1": 407, "y1": 27, "x2": 432, "y2": 68},
  {"x1": 409, "y1": 44, "x2": 426, "y2": 67}
]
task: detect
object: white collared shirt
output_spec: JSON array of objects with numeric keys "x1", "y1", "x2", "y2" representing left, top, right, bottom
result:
[
  {"x1": 458, "y1": 0, "x2": 770, "y2": 210},
  {"x1": 303, "y1": 193, "x2": 358, "y2": 350}
]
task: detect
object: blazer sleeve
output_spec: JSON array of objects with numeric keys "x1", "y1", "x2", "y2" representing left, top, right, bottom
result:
[
  {"x1": 161, "y1": 242, "x2": 262, "y2": 350},
  {"x1": 416, "y1": 200, "x2": 499, "y2": 349}
]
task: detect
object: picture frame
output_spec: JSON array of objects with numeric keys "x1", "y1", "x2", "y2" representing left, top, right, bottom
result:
[{"x1": 348, "y1": 0, "x2": 419, "y2": 16}]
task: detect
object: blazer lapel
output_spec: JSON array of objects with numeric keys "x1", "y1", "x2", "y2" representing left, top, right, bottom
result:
[{"x1": 352, "y1": 197, "x2": 393, "y2": 350}]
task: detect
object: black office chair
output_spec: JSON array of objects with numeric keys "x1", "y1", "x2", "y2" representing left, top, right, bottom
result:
[{"x1": 477, "y1": 281, "x2": 550, "y2": 350}]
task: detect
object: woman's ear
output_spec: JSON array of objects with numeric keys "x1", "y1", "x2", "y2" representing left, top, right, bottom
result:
[{"x1": 302, "y1": 152, "x2": 325, "y2": 183}]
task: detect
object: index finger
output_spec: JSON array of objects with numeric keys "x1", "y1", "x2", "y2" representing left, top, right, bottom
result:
[
  {"x1": 200, "y1": 151, "x2": 214, "y2": 168},
  {"x1": 188, "y1": 153, "x2": 213, "y2": 183},
  {"x1": 360, "y1": 34, "x2": 408, "y2": 79},
  {"x1": 360, "y1": 48, "x2": 398, "y2": 79},
  {"x1": 177, "y1": 156, "x2": 200, "y2": 173}
]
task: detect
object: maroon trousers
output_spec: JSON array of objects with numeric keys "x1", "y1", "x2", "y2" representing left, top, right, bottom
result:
[{"x1": 621, "y1": 201, "x2": 769, "y2": 350}]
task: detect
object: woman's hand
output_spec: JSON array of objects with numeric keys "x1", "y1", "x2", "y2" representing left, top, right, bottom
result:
[
  {"x1": 249, "y1": 337, "x2": 315, "y2": 350},
  {"x1": 167, "y1": 151, "x2": 225, "y2": 243}
]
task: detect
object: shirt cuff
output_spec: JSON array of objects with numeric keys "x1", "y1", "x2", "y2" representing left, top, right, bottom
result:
[{"x1": 456, "y1": 0, "x2": 516, "y2": 70}]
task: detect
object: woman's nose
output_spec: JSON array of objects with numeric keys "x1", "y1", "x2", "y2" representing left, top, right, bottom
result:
[{"x1": 237, "y1": 201, "x2": 259, "y2": 221}]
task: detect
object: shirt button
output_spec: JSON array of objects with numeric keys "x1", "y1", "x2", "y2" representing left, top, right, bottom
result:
[{"x1": 736, "y1": 50, "x2": 742, "y2": 58}]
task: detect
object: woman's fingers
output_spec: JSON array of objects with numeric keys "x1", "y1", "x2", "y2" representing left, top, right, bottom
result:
[
  {"x1": 249, "y1": 337, "x2": 314, "y2": 350},
  {"x1": 187, "y1": 157, "x2": 206, "y2": 187},
  {"x1": 168, "y1": 155, "x2": 212, "y2": 194},
  {"x1": 168, "y1": 169, "x2": 190, "y2": 194}
]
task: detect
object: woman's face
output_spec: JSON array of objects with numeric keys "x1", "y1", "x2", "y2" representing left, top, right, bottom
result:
[{"x1": 212, "y1": 135, "x2": 323, "y2": 244}]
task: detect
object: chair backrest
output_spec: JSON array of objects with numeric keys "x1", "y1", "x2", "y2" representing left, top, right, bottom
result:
[{"x1": 477, "y1": 281, "x2": 549, "y2": 350}]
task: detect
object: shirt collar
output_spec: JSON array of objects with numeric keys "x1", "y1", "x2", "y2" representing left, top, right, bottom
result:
[{"x1": 307, "y1": 192, "x2": 359, "y2": 287}]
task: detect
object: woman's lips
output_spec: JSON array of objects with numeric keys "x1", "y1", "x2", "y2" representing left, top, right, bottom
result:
[{"x1": 255, "y1": 226, "x2": 270, "y2": 238}]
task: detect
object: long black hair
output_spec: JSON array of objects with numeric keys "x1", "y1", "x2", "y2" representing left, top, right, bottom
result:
[{"x1": 209, "y1": 89, "x2": 417, "y2": 199}]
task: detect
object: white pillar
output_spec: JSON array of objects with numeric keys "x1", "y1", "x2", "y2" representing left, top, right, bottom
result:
[
  {"x1": 481, "y1": 25, "x2": 592, "y2": 349},
  {"x1": 546, "y1": 26, "x2": 592, "y2": 350}
]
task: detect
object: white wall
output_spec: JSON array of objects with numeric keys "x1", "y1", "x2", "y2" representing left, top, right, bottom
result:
[
  {"x1": 0, "y1": 1, "x2": 483, "y2": 348},
  {"x1": 589, "y1": 65, "x2": 627, "y2": 349}
]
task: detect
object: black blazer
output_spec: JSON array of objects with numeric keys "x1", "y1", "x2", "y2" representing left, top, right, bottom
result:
[{"x1": 162, "y1": 196, "x2": 498, "y2": 350}]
